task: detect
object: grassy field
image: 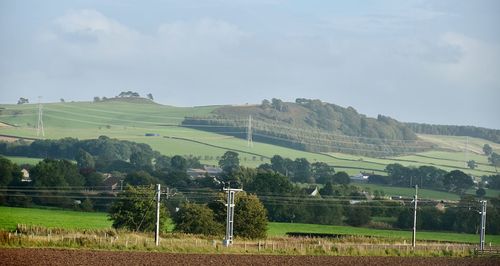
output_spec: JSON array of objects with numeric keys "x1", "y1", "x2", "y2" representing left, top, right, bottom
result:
[
  {"x1": 0, "y1": 101, "x2": 499, "y2": 177},
  {"x1": 268, "y1": 222, "x2": 500, "y2": 245},
  {"x1": 352, "y1": 183, "x2": 461, "y2": 201},
  {"x1": 1, "y1": 206, "x2": 499, "y2": 245},
  {"x1": 0, "y1": 206, "x2": 112, "y2": 231},
  {"x1": 352, "y1": 183, "x2": 500, "y2": 200},
  {"x1": 2, "y1": 155, "x2": 43, "y2": 165}
]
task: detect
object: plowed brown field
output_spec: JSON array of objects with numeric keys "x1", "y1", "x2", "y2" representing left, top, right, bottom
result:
[{"x1": 1, "y1": 248, "x2": 498, "y2": 266}]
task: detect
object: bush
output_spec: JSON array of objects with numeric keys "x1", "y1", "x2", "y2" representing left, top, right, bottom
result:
[
  {"x1": 108, "y1": 185, "x2": 169, "y2": 232},
  {"x1": 172, "y1": 203, "x2": 223, "y2": 236}
]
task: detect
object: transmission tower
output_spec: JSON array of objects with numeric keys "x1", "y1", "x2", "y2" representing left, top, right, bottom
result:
[
  {"x1": 247, "y1": 115, "x2": 253, "y2": 148},
  {"x1": 36, "y1": 96, "x2": 45, "y2": 137}
]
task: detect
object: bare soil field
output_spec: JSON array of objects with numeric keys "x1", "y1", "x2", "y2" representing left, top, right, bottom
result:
[{"x1": 1, "y1": 248, "x2": 499, "y2": 266}]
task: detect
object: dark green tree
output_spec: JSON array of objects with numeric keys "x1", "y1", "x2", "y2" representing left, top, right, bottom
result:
[
  {"x1": 246, "y1": 172, "x2": 295, "y2": 194},
  {"x1": 0, "y1": 156, "x2": 22, "y2": 186},
  {"x1": 130, "y1": 150, "x2": 152, "y2": 169},
  {"x1": 396, "y1": 209, "x2": 413, "y2": 229},
  {"x1": 476, "y1": 188, "x2": 486, "y2": 198},
  {"x1": 84, "y1": 172, "x2": 104, "y2": 187},
  {"x1": 31, "y1": 159, "x2": 84, "y2": 188},
  {"x1": 292, "y1": 158, "x2": 311, "y2": 183},
  {"x1": 489, "y1": 152, "x2": 500, "y2": 172},
  {"x1": 443, "y1": 170, "x2": 473, "y2": 194},
  {"x1": 487, "y1": 175, "x2": 500, "y2": 189},
  {"x1": 17, "y1": 97, "x2": 29, "y2": 104},
  {"x1": 173, "y1": 203, "x2": 223, "y2": 236},
  {"x1": 319, "y1": 182, "x2": 335, "y2": 196},
  {"x1": 234, "y1": 193, "x2": 268, "y2": 239},
  {"x1": 219, "y1": 151, "x2": 240, "y2": 174},
  {"x1": 467, "y1": 160, "x2": 477, "y2": 170},
  {"x1": 154, "y1": 155, "x2": 171, "y2": 171},
  {"x1": 124, "y1": 171, "x2": 160, "y2": 186},
  {"x1": 332, "y1": 171, "x2": 350, "y2": 185},
  {"x1": 75, "y1": 149, "x2": 95, "y2": 169},
  {"x1": 483, "y1": 144, "x2": 493, "y2": 156},
  {"x1": 171, "y1": 155, "x2": 187, "y2": 172},
  {"x1": 164, "y1": 171, "x2": 190, "y2": 188},
  {"x1": 270, "y1": 155, "x2": 287, "y2": 176},
  {"x1": 109, "y1": 185, "x2": 168, "y2": 231},
  {"x1": 311, "y1": 162, "x2": 335, "y2": 184},
  {"x1": 81, "y1": 198, "x2": 94, "y2": 212}
]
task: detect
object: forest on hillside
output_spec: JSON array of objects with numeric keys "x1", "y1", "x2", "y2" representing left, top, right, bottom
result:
[
  {"x1": 182, "y1": 98, "x2": 430, "y2": 157},
  {"x1": 406, "y1": 123, "x2": 500, "y2": 143},
  {"x1": 182, "y1": 98, "x2": 499, "y2": 156}
]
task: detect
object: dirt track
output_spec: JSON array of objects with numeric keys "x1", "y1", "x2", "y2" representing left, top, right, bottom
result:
[{"x1": 1, "y1": 248, "x2": 498, "y2": 266}]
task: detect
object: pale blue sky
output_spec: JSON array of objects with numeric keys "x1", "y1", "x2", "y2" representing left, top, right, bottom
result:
[{"x1": 1, "y1": 0, "x2": 499, "y2": 128}]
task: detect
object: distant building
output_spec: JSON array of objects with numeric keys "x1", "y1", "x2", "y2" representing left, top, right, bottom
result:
[
  {"x1": 102, "y1": 174, "x2": 123, "y2": 191},
  {"x1": 305, "y1": 186, "x2": 320, "y2": 197},
  {"x1": 21, "y1": 169, "x2": 31, "y2": 182},
  {"x1": 187, "y1": 165, "x2": 223, "y2": 179},
  {"x1": 350, "y1": 172, "x2": 370, "y2": 181},
  {"x1": 435, "y1": 202, "x2": 446, "y2": 212}
]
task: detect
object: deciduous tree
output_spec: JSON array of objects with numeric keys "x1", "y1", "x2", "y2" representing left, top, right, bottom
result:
[{"x1": 109, "y1": 185, "x2": 168, "y2": 231}]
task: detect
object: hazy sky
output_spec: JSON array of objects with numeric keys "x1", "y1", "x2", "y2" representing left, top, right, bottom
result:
[{"x1": 1, "y1": 0, "x2": 499, "y2": 129}]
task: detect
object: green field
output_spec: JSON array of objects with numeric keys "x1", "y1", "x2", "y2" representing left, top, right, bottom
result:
[
  {"x1": 1, "y1": 101, "x2": 499, "y2": 177},
  {"x1": 267, "y1": 222, "x2": 500, "y2": 245},
  {"x1": 2, "y1": 156, "x2": 43, "y2": 165},
  {"x1": 353, "y1": 183, "x2": 460, "y2": 201},
  {"x1": 0, "y1": 206, "x2": 112, "y2": 231},
  {"x1": 1, "y1": 206, "x2": 498, "y2": 245}
]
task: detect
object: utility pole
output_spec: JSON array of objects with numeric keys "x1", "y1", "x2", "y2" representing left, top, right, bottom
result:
[
  {"x1": 154, "y1": 185, "x2": 175, "y2": 247},
  {"x1": 223, "y1": 184, "x2": 243, "y2": 247},
  {"x1": 412, "y1": 185, "x2": 418, "y2": 248},
  {"x1": 247, "y1": 115, "x2": 253, "y2": 148},
  {"x1": 36, "y1": 96, "x2": 45, "y2": 137},
  {"x1": 155, "y1": 184, "x2": 161, "y2": 246},
  {"x1": 479, "y1": 200, "x2": 487, "y2": 251}
]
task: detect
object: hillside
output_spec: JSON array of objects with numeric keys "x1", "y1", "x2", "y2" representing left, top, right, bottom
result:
[
  {"x1": 0, "y1": 99, "x2": 499, "y2": 177},
  {"x1": 182, "y1": 98, "x2": 433, "y2": 157},
  {"x1": 182, "y1": 98, "x2": 500, "y2": 158}
]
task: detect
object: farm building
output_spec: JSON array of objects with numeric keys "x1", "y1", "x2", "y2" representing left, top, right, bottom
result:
[
  {"x1": 20, "y1": 169, "x2": 31, "y2": 182},
  {"x1": 187, "y1": 165, "x2": 223, "y2": 179},
  {"x1": 350, "y1": 172, "x2": 370, "y2": 181}
]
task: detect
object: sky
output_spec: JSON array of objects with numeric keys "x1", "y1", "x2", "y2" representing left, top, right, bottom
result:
[{"x1": 0, "y1": 0, "x2": 499, "y2": 129}]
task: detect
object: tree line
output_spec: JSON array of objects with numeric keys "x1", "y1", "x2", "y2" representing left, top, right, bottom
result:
[
  {"x1": 369, "y1": 163, "x2": 500, "y2": 196},
  {"x1": 407, "y1": 123, "x2": 500, "y2": 144},
  {"x1": 182, "y1": 98, "x2": 431, "y2": 157},
  {"x1": 1, "y1": 136, "x2": 500, "y2": 237}
]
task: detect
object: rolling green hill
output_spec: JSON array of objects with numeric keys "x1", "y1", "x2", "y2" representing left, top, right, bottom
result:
[
  {"x1": 0, "y1": 100, "x2": 499, "y2": 179},
  {"x1": 183, "y1": 99, "x2": 431, "y2": 157}
]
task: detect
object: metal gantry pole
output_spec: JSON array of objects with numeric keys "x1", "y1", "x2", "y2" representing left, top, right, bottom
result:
[
  {"x1": 223, "y1": 184, "x2": 243, "y2": 247},
  {"x1": 412, "y1": 185, "x2": 418, "y2": 248},
  {"x1": 155, "y1": 184, "x2": 161, "y2": 246},
  {"x1": 480, "y1": 200, "x2": 487, "y2": 251}
]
